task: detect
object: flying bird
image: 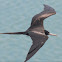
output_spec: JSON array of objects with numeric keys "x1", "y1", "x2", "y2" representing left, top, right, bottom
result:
[{"x1": 0, "y1": 4, "x2": 56, "y2": 62}]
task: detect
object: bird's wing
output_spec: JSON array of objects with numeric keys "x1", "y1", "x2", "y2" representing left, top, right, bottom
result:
[
  {"x1": 28, "y1": 4, "x2": 56, "y2": 33},
  {"x1": 24, "y1": 31, "x2": 48, "y2": 62}
]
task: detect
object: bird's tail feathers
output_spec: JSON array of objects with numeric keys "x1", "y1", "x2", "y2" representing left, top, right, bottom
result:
[{"x1": 0, "y1": 31, "x2": 26, "y2": 35}]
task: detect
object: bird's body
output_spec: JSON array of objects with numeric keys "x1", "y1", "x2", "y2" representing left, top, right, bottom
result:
[{"x1": 0, "y1": 4, "x2": 56, "y2": 62}]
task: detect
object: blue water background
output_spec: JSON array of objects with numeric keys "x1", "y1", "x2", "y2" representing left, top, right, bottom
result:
[{"x1": 0, "y1": 0, "x2": 62, "y2": 62}]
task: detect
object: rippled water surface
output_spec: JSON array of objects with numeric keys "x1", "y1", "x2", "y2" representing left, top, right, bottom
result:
[{"x1": 0, "y1": 0, "x2": 62, "y2": 62}]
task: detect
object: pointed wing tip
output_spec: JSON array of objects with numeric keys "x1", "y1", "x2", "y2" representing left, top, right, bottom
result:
[
  {"x1": 43, "y1": 4, "x2": 46, "y2": 6},
  {"x1": 43, "y1": 4, "x2": 56, "y2": 14}
]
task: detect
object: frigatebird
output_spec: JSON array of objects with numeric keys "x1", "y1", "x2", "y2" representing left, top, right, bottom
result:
[{"x1": 0, "y1": 5, "x2": 56, "y2": 62}]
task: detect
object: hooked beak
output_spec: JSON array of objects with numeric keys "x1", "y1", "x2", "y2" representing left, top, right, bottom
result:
[{"x1": 49, "y1": 33, "x2": 57, "y2": 36}]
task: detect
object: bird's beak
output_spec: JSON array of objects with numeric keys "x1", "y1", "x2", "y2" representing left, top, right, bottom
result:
[{"x1": 49, "y1": 33, "x2": 57, "y2": 36}]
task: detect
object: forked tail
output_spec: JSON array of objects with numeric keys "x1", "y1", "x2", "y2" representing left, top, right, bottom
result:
[{"x1": 0, "y1": 31, "x2": 27, "y2": 35}]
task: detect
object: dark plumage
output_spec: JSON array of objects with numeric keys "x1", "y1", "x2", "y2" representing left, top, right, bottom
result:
[{"x1": 0, "y1": 4, "x2": 56, "y2": 62}]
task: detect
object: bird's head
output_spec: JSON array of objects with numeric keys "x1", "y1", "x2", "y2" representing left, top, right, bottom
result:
[{"x1": 44, "y1": 30, "x2": 57, "y2": 36}]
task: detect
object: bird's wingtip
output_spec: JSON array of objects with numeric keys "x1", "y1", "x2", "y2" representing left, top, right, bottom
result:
[
  {"x1": 43, "y1": 4, "x2": 56, "y2": 14},
  {"x1": 43, "y1": 4, "x2": 48, "y2": 7},
  {"x1": 43, "y1": 4, "x2": 46, "y2": 6},
  {"x1": 43, "y1": 4, "x2": 52, "y2": 9}
]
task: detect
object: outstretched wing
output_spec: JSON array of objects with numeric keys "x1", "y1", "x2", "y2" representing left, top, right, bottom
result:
[
  {"x1": 24, "y1": 31, "x2": 48, "y2": 62},
  {"x1": 28, "y1": 4, "x2": 56, "y2": 33}
]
